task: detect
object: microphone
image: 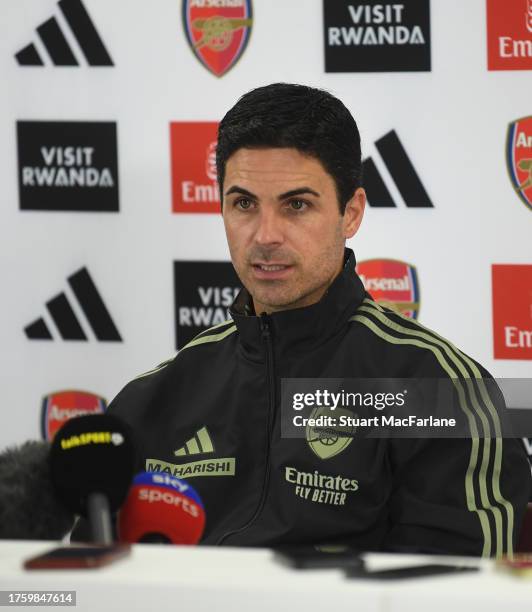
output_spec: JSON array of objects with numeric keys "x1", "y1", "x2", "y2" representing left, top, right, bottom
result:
[
  {"x1": 0, "y1": 441, "x2": 75, "y2": 540},
  {"x1": 49, "y1": 414, "x2": 137, "y2": 545},
  {"x1": 117, "y1": 472, "x2": 206, "y2": 544}
]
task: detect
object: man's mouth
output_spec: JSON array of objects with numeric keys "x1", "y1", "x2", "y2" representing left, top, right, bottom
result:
[
  {"x1": 254, "y1": 264, "x2": 288, "y2": 272},
  {"x1": 251, "y1": 263, "x2": 293, "y2": 279}
]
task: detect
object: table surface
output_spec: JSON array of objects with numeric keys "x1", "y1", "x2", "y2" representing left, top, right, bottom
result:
[{"x1": 0, "y1": 541, "x2": 530, "y2": 612}]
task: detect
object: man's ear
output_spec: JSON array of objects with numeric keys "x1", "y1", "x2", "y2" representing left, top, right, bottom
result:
[{"x1": 342, "y1": 187, "x2": 366, "y2": 239}]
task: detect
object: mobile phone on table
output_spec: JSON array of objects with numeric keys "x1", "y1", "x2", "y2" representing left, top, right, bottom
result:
[
  {"x1": 274, "y1": 545, "x2": 363, "y2": 570},
  {"x1": 346, "y1": 563, "x2": 479, "y2": 580},
  {"x1": 24, "y1": 544, "x2": 131, "y2": 570}
]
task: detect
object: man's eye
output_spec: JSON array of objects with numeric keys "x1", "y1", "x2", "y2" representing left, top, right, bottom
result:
[
  {"x1": 288, "y1": 199, "x2": 308, "y2": 211},
  {"x1": 235, "y1": 198, "x2": 253, "y2": 210}
]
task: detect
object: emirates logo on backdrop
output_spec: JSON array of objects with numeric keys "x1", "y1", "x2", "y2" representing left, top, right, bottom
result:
[
  {"x1": 492, "y1": 265, "x2": 532, "y2": 360},
  {"x1": 170, "y1": 122, "x2": 220, "y2": 213},
  {"x1": 487, "y1": 0, "x2": 532, "y2": 70}
]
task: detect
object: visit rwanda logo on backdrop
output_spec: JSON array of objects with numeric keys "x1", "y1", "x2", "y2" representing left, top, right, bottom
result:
[
  {"x1": 507, "y1": 116, "x2": 532, "y2": 211},
  {"x1": 182, "y1": 0, "x2": 253, "y2": 76},
  {"x1": 323, "y1": 0, "x2": 431, "y2": 72},
  {"x1": 174, "y1": 260, "x2": 241, "y2": 349}
]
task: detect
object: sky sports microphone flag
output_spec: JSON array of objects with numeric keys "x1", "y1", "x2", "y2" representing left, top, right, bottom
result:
[
  {"x1": 118, "y1": 472, "x2": 206, "y2": 544},
  {"x1": 50, "y1": 414, "x2": 138, "y2": 544}
]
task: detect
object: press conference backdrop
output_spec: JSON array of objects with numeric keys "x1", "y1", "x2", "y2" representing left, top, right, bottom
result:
[{"x1": 1, "y1": 0, "x2": 531, "y2": 450}]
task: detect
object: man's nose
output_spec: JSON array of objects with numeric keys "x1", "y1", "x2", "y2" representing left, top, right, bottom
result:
[{"x1": 254, "y1": 208, "x2": 284, "y2": 246}]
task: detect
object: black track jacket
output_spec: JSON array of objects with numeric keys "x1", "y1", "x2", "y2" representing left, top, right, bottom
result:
[{"x1": 109, "y1": 249, "x2": 531, "y2": 556}]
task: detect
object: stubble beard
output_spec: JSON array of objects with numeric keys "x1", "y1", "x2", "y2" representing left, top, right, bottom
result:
[
  {"x1": 247, "y1": 248, "x2": 345, "y2": 314},
  {"x1": 231, "y1": 224, "x2": 346, "y2": 314}
]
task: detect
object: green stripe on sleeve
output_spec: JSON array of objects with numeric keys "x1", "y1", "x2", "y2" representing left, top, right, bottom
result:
[
  {"x1": 180, "y1": 324, "x2": 237, "y2": 351},
  {"x1": 358, "y1": 299, "x2": 514, "y2": 556},
  {"x1": 351, "y1": 312, "x2": 492, "y2": 557},
  {"x1": 134, "y1": 358, "x2": 174, "y2": 380}
]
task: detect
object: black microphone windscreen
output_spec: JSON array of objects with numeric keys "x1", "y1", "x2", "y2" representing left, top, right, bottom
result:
[
  {"x1": 50, "y1": 414, "x2": 137, "y2": 516},
  {"x1": 0, "y1": 441, "x2": 74, "y2": 540}
]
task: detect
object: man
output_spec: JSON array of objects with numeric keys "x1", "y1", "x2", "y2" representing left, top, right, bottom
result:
[{"x1": 109, "y1": 83, "x2": 530, "y2": 556}]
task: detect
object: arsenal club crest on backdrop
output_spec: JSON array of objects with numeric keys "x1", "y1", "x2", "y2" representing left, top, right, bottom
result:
[
  {"x1": 507, "y1": 116, "x2": 532, "y2": 211},
  {"x1": 41, "y1": 390, "x2": 107, "y2": 441},
  {"x1": 182, "y1": 0, "x2": 253, "y2": 77},
  {"x1": 356, "y1": 259, "x2": 420, "y2": 319}
]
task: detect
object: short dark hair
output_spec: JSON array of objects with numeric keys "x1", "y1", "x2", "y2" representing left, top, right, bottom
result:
[{"x1": 216, "y1": 83, "x2": 362, "y2": 214}]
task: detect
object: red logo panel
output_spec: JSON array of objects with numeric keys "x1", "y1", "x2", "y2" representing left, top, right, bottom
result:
[
  {"x1": 487, "y1": 0, "x2": 532, "y2": 71},
  {"x1": 42, "y1": 390, "x2": 107, "y2": 441},
  {"x1": 170, "y1": 122, "x2": 220, "y2": 214},
  {"x1": 356, "y1": 259, "x2": 420, "y2": 319},
  {"x1": 183, "y1": 0, "x2": 253, "y2": 77},
  {"x1": 492, "y1": 264, "x2": 532, "y2": 360}
]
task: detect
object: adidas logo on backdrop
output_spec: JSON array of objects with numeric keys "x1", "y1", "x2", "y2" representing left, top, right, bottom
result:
[
  {"x1": 15, "y1": 0, "x2": 113, "y2": 67},
  {"x1": 25, "y1": 267, "x2": 121, "y2": 342},
  {"x1": 363, "y1": 130, "x2": 433, "y2": 208}
]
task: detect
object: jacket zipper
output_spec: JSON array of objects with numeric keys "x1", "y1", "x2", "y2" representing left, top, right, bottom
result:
[{"x1": 216, "y1": 313, "x2": 276, "y2": 545}]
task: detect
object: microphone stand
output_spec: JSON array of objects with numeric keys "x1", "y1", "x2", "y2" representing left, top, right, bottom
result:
[{"x1": 87, "y1": 492, "x2": 113, "y2": 545}]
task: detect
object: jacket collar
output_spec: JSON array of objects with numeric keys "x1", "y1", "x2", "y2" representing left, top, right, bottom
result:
[{"x1": 230, "y1": 248, "x2": 366, "y2": 360}]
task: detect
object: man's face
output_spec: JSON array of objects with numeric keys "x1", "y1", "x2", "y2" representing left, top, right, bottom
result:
[{"x1": 222, "y1": 147, "x2": 365, "y2": 315}]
